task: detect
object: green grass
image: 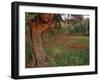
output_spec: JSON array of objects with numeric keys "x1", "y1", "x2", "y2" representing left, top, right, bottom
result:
[
  {"x1": 25, "y1": 33, "x2": 89, "y2": 67},
  {"x1": 43, "y1": 35, "x2": 89, "y2": 67},
  {"x1": 45, "y1": 47, "x2": 89, "y2": 66},
  {"x1": 25, "y1": 44, "x2": 32, "y2": 64}
]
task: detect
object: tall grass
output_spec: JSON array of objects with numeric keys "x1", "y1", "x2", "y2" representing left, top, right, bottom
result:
[{"x1": 44, "y1": 36, "x2": 89, "y2": 67}]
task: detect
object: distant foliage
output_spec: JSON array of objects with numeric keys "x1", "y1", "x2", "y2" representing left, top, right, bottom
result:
[
  {"x1": 66, "y1": 19, "x2": 89, "y2": 36},
  {"x1": 67, "y1": 19, "x2": 89, "y2": 35}
]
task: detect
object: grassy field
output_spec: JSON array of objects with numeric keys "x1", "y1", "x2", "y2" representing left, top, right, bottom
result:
[
  {"x1": 26, "y1": 33, "x2": 89, "y2": 67},
  {"x1": 42, "y1": 33, "x2": 89, "y2": 67}
]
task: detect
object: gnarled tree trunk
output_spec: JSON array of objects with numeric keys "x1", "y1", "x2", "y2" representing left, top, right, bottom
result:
[
  {"x1": 26, "y1": 13, "x2": 61, "y2": 67},
  {"x1": 31, "y1": 32, "x2": 48, "y2": 67},
  {"x1": 26, "y1": 24, "x2": 48, "y2": 67}
]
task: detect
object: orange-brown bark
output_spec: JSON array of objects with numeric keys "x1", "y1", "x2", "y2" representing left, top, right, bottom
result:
[{"x1": 27, "y1": 13, "x2": 56, "y2": 67}]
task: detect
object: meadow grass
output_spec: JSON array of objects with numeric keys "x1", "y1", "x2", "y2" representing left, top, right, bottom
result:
[
  {"x1": 44, "y1": 35, "x2": 89, "y2": 67},
  {"x1": 25, "y1": 34, "x2": 89, "y2": 67}
]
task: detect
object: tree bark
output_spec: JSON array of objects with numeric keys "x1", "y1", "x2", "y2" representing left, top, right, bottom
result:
[
  {"x1": 31, "y1": 32, "x2": 48, "y2": 67},
  {"x1": 26, "y1": 13, "x2": 61, "y2": 67},
  {"x1": 26, "y1": 24, "x2": 48, "y2": 67},
  {"x1": 26, "y1": 26, "x2": 37, "y2": 67}
]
